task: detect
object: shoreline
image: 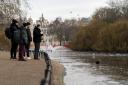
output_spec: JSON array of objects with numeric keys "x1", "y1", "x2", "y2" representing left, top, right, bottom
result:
[
  {"x1": 51, "y1": 60, "x2": 65, "y2": 85},
  {"x1": 71, "y1": 50, "x2": 128, "y2": 54}
]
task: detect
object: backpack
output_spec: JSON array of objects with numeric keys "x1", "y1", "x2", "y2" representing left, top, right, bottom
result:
[
  {"x1": 5, "y1": 27, "x2": 11, "y2": 39},
  {"x1": 13, "y1": 29, "x2": 20, "y2": 43}
]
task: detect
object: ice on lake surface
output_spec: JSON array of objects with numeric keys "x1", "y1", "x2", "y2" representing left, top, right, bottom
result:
[{"x1": 43, "y1": 46, "x2": 128, "y2": 85}]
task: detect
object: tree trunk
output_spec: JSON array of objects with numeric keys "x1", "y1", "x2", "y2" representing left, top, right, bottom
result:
[{"x1": 60, "y1": 40, "x2": 62, "y2": 46}]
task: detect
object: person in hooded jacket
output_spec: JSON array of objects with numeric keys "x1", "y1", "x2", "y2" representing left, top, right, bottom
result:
[
  {"x1": 18, "y1": 23, "x2": 28, "y2": 61},
  {"x1": 25, "y1": 22, "x2": 32, "y2": 59}
]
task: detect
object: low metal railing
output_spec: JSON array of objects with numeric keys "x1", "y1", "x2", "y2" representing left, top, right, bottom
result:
[{"x1": 29, "y1": 49, "x2": 52, "y2": 85}]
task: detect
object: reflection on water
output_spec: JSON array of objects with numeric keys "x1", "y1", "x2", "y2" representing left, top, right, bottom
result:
[{"x1": 48, "y1": 51, "x2": 128, "y2": 85}]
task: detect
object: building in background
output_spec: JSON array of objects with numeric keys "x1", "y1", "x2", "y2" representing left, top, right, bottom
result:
[{"x1": 36, "y1": 14, "x2": 50, "y2": 46}]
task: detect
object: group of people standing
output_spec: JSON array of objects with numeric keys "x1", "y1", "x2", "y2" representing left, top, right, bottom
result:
[{"x1": 8, "y1": 19, "x2": 43, "y2": 61}]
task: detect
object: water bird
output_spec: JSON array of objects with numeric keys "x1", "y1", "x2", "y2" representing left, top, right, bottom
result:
[
  {"x1": 96, "y1": 61, "x2": 100, "y2": 64},
  {"x1": 92, "y1": 53, "x2": 96, "y2": 59}
]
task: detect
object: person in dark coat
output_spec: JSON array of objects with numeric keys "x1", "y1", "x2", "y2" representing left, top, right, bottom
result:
[
  {"x1": 18, "y1": 23, "x2": 28, "y2": 61},
  {"x1": 33, "y1": 24, "x2": 43, "y2": 60},
  {"x1": 25, "y1": 22, "x2": 32, "y2": 59},
  {"x1": 10, "y1": 19, "x2": 19, "y2": 59}
]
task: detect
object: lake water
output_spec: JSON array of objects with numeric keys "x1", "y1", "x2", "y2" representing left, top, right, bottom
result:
[{"x1": 46, "y1": 48, "x2": 128, "y2": 85}]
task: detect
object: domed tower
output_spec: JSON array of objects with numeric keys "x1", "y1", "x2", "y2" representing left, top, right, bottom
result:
[
  {"x1": 28, "y1": 17, "x2": 33, "y2": 25},
  {"x1": 27, "y1": 17, "x2": 34, "y2": 32}
]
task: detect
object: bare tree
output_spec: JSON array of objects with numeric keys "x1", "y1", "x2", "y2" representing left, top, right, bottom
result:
[
  {"x1": 93, "y1": 7, "x2": 121, "y2": 23},
  {"x1": 0, "y1": 0, "x2": 29, "y2": 24},
  {"x1": 48, "y1": 18, "x2": 84, "y2": 45},
  {"x1": 108, "y1": 0, "x2": 128, "y2": 18}
]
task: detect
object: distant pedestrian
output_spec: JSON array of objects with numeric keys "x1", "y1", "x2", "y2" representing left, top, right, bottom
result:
[
  {"x1": 9, "y1": 19, "x2": 19, "y2": 59},
  {"x1": 25, "y1": 22, "x2": 32, "y2": 59},
  {"x1": 18, "y1": 23, "x2": 28, "y2": 61},
  {"x1": 33, "y1": 24, "x2": 43, "y2": 60}
]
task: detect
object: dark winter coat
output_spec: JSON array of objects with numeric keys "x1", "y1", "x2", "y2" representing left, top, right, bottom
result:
[
  {"x1": 33, "y1": 27, "x2": 43, "y2": 43},
  {"x1": 19, "y1": 26, "x2": 28, "y2": 44},
  {"x1": 10, "y1": 23, "x2": 19, "y2": 41},
  {"x1": 26, "y1": 28, "x2": 32, "y2": 42}
]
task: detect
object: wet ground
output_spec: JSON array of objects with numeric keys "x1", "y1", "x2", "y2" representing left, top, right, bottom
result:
[{"x1": 46, "y1": 47, "x2": 128, "y2": 85}]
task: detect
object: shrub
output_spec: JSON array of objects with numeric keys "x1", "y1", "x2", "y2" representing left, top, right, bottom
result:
[{"x1": 0, "y1": 24, "x2": 10, "y2": 50}]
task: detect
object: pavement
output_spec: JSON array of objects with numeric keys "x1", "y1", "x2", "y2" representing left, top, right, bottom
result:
[{"x1": 0, "y1": 51, "x2": 46, "y2": 85}]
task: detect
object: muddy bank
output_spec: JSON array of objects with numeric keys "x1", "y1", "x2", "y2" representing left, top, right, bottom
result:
[{"x1": 51, "y1": 61, "x2": 65, "y2": 85}]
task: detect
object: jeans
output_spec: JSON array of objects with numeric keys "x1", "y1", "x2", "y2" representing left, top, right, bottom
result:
[
  {"x1": 25, "y1": 42, "x2": 31, "y2": 57},
  {"x1": 19, "y1": 42, "x2": 25, "y2": 60},
  {"x1": 10, "y1": 41, "x2": 18, "y2": 59},
  {"x1": 34, "y1": 43, "x2": 40, "y2": 59}
]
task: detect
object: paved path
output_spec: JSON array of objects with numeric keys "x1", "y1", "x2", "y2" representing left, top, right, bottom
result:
[{"x1": 0, "y1": 52, "x2": 46, "y2": 85}]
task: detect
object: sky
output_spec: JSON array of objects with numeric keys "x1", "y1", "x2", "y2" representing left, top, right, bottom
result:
[{"x1": 27, "y1": 0, "x2": 108, "y2": 22}]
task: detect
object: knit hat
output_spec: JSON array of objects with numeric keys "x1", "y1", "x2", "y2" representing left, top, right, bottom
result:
[
  {"x1": 26, "y1": 22, "x2": 31, "y2": 25},
  {"x1": 23, "y1": 23, "x2": 27, "y2": 27},
  {"x1": 12, "y1": 19, "x2": 18, "y2": 23},
  {"x1": 37, "y1": 24, "x2": 40, "y2": 27}
]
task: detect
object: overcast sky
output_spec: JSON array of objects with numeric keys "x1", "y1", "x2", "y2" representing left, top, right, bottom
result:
[{"x1": 28, "y1": 0, "x2": 108, "y2": 21}]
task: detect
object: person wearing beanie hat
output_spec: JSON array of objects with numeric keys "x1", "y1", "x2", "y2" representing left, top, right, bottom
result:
[
  {"x1": 10, "y1": 19, "x2": 19, "y2": 59},
  {"x1": 25, "y1": 22, "x2": 32, "y2": 59},
  {"x1": 12, "y1": 19, "x2": 18, "y2": 24},
  {"x1": 36, "y1": 24, "x2": 40, "y2": 27},
  {"x1": 26, "y1": 22, "x2": 31, "y2": 25},
  {"x1": 33, "y1": 24, "x2": 43, "y2": 60}
]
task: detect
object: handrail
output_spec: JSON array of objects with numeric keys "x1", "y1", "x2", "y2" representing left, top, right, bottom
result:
[{"x1": 29, "y1": 49, "x2": 53, "y2": 85}]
